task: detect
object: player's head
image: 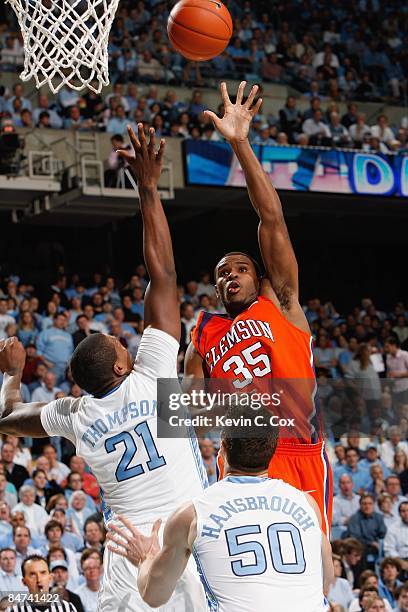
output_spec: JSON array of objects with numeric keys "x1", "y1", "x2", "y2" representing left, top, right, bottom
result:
[
  {"x1": 70, "y1": 332, "x2": 133, "y2": 397},
  {"x1": 220, "y1": 405, "x2": 279, "y2": 474},
  {"x1": 214, "y1": 252, "x2": 262, "y2": 316}
]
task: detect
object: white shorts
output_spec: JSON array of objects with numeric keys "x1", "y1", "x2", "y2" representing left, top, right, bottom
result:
[{"x1": 97, "y1": 525, "x2": 207, "y2": 612}]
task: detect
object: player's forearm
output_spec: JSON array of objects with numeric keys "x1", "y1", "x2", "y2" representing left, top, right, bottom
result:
[
  {"x1": 139, "y1": 186, "x2": 176, "y2": 281},
  {"x1": 0, "y1": 371, "x2": 23, "y2": 418},
  {"x1": 231, "y1": 139, "x2": 284, "y2": 224},
  {"x1": 137, "y1": 554, "x2": 176, "y2": 608}
]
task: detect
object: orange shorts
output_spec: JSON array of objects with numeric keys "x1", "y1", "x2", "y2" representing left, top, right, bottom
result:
[{"x1": 217, "y1": 440, "x2": 333, "y2": 536}]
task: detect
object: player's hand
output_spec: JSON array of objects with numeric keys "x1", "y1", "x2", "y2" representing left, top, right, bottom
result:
[
  {"x1": 117, "y1": 124, "x2": 165, "y2": 189},
  {"x1": 0, "y1": 337, "x2": 26, "y2": 375},
  {"x1": 107, "y1": 515, "x2": 162, "y2": 568},
  {"x1": 205, "y1": 81, "x2": 262, "y2": 144}
]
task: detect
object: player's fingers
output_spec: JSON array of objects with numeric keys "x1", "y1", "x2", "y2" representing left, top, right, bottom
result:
[
  {"x1": 156, "y1": 139, "x2": 166, "y2": 163},
  {"x1": 236, "y1": 80, "x2": 246, "y2": 105},
  {"x1": 245, "y1": 84, "x2": 259, "y2": 110},
  {"x1": 117, "y1": 515, "x2": 141, "y2": 537},
  {"x1": 106, "y1": 532, "x2": 129, "y2": 550},
  {"x1": 220, "y1": 82, "x2": 232, "y2": 107},
  {"x1": 107, "y1": 543, "x2": 127, "y2": 558},
  {"x1": 148, "y1": 127, "x2": 156, "y2": 155},
  {"x1": 151, "y1": 518, "x2": 162, "y2": 538},
  {"x1": 127, "y1": 125, "x2": 141, "y2": 152},
  {"x1": 109, "y1": 523, "x2": 131, "y2": 543},
  {"x1": 138, "y1": 123, "x2": 148, "y2": 156},
  {"x1": 251, "y1": 98, "x2": 263, "y2": 116},
  {"x1": 204, "y1": 110, "x2": 222, "y2": 130}
]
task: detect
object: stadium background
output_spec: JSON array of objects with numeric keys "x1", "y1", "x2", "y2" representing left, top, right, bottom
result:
[{"x1": 0, "y1": 0, "x2": 408, "y2": 610}]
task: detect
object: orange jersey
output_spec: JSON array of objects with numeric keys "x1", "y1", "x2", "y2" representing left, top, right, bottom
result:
[{"x1": 192, "y1": 296, "x2": 321, "y2": 443}]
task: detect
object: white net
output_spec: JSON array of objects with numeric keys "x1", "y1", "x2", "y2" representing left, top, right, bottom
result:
[{"x1": 5, "y1": 0, "x2": 121, "y2": 93}]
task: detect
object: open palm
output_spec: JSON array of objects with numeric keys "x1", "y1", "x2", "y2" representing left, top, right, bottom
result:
[{"x1": 205, "y1": 81, "x2": 263, "y2": 143}]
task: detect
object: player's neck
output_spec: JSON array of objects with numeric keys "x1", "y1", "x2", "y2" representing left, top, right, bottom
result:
[{"x1": 224, "y1": 468, "x2": 269, "y2": 478}]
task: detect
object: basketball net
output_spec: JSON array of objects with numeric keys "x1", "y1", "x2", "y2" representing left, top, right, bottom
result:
[{"x1": 6, "y1": 0, "x2": 121, "y2": 93}]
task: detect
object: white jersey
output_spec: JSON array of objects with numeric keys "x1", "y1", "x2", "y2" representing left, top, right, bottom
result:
[
  {"x1": 192, "y1": 476, "x2": 328, "y2": 612},
  {"x1": 40, "y1": 328, "x2": 208, "y2": 526}
]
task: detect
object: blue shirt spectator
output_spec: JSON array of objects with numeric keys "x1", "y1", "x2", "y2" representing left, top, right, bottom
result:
[
  {"x1": 36, "y1": 314, "x2": 74, "y2": 382},
  {"x1": 333, "y1": 448, "x2": 371, "y2": 494}
]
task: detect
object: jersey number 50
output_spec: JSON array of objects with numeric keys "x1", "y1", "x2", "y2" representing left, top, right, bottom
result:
[
  {"x1": 105, "y1": 421, "x2": 166, "y2": 482},
  {"x1": 222, "y1": 341, "x2": 271, "y2": 389},
  {"x1": 225, "y1": 522, "x2": 306, "y2": 576}
]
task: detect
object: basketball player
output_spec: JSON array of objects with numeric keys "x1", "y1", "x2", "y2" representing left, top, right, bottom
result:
[
  {"x1": 106, "y1": 406, "x2": 334, "y2": 611},
  {"x1": 185, "y1": 82, "x2": 333, "y2": 534},
  {"x1": 0, "y1": 124, "x2": 206, "y2": 611}
]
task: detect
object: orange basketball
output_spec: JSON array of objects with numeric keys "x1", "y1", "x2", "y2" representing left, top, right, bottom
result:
[{"x1": 167, "y1": 0, "x2": 233, "y2": 62}]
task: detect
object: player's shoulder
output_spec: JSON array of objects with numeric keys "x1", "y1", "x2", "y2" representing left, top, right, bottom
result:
[{"x1": 51, "y1": 395, "x2": 83, "y2": 415}]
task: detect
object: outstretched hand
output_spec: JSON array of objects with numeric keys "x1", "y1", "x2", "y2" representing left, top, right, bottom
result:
[
  {"x1": 117, "y1": 124, "x2": 165, "y2": 189},
  {"x1": 107, "y1": 515, "x2": 162, "y2": 568},
  {"x1": 0, "y1": 337, "x2": 26, "y2": 375},
  {"x1": 205, "y1": 81, "x2": 262, "y2": 144}
]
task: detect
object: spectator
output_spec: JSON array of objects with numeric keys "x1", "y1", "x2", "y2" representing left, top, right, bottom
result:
[
  {"x1": 349, "y1": 113, "x2": 371, "y2": 144},
  {"x1": 67, "y1": 457, "x2": 99, "y2": 502},
  {"x1": 106, "y1": 104, "x2": 129, "y2": 135},
  {"x1": 302, "y1": 109, "x2": 332, "y2": 145},
  {"x1": 378, "y1": 557, "x2": 403, "y2": 609},
  {"x1": 0, "y1": 473, "x2": 17, "y2": 508},
  {"x1": 32, "y1": 94, "x2": 63, "y2": 129},
  {"x1": 2, "y1": 442, "x2": 29, "y2": 490},
  {"x1": 12, "y1": 485, "x2": 49, "y2": 538},
  {"x1": 0, "y1": 547, "x2": 27, "y2": 592},
  {"x1": 334, "y1": 447, "x2": 371, "y2": 494},
  {"x1": 384, "y1": 475, "x2": 408, "y2": 517},
  {"x1": 76, "y1": 556, "x2": 101, "y2": 612},
  {"x1": 12, "y1": 525, "x2": 39, "y2": 567},
  {"x1": 43, "y1": 444, "x2": 70, "y2": 485},
  {"x1": 341, "y1": 537, "x2": 364, "y2": 588},
  {"x1": 377, "y1": 493, "x2": 398, "y2": 529},
  {"x1": 384, "y1": 338, "x2": 408, "y2": 409},
  {"x1": 395, "y1": 584, "x2": 408, "y2": 612},
  {"x1": 0, "y1": 297, "x2": 15, "y2": 341},
  {"x1": 67, "y1": 492, "x2": 94, "y2": 535},
  {"x1": 50, "y1": 559, "x2": 85, "y2": 612},
  {"x1": 51, "y1": 508, "x2": 83, "y2": 552},
  {"x1": 81, "y1": 520, "x2": 104, "y2": 555},
  {"x1": 345, "y1": 343, "x2": 382, "y2": 416},
  {"x1": 370, "y1": 115, "x2": 395, "y2": 145},
  {"x1": 39, "y1": 520, "x2": 79, "y2": 585},
  {"x1": 380, "y1": 428, "x2": 408, "y2": 471},
  {"x1": 36, "y1": 313, "x2": 74, "y2": 383},
  {"x1": 31, "y1": 371, "x2": 62, "y2": 403},
  {"x1": 383, "y1": 501, "x2": 408, "y2": 568},
  {"x1": 345, "y1": 493, "x2": 386, "y2": 567},
  {"x1": 332, "y1": 474, "x2": 360, "y2": 537},
  {"x1": 328, "y1": 553, "x2": 354, "y2": 610}
]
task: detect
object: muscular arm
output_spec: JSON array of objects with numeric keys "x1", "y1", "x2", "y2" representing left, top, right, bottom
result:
[
  {"x1": 137, "y1": 504, "x2": 196, "y2": 607},
  {"x1": 206, "y1": 82, "x2": 309, "y2": 332},
  {"x1": 121, "y1": 125, "x2": 179, "y2": 342}
]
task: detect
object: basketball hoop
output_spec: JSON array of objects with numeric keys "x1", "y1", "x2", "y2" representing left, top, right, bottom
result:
[{"x1": 5, "y1": 0, "x2": 121, "y2": 93}]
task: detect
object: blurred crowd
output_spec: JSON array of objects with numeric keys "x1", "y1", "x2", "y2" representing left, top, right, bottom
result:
[
  {"x1": 0, "y1": 269, "x2": 408, "y2": 609},
  {"x1": 1, "y1": 0, "x2": 407, "y2": 159},
  {"x1": 0, "y1": 0, "x2": 406, "y2": 104}
]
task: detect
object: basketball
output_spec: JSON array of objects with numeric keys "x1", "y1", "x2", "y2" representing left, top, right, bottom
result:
[{"x1": 167, "y1": 0, "x2": 233, "y2": 62}]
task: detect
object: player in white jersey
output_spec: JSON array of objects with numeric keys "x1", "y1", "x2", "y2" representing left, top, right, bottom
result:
[
  {"x1": 0, "y1": 124, "x2": 206, "y2": 612},
  {"x1": 106, "y1": 405, "x2": 334, "y2": 612}
]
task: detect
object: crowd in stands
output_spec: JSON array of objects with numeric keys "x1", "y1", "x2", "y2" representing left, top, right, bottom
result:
[
  {"x1": 0, "y1": 0, "x2": 406, "y2": 104},
  {"x1": 1, "y1": 267, "x2": 408, "y2": 609},
  {"x1": 1, "y1": 0, "x2": 407, "y2": 157}
]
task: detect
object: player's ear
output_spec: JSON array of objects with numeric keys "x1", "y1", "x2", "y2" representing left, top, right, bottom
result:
[{"x1": 113, "y1": 360, "x2": 127, "y2": 376}]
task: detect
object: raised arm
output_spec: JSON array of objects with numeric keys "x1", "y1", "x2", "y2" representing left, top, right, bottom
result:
[
  {"x1": 118, "y1": 124, "x2": 179, "y2": 341},
  {"x1": 0, "y1": 337, "x2": 48, "y2": 436},
  {"x1": 107, "y1": 505, "x2": 196, "y2": 608},
  {"x1": 206, "y1": 82, "x2": 308, "y2": 332}
]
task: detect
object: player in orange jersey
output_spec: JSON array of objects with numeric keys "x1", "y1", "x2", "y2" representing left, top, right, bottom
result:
[{"x1": 184, "y1": 81, "x2": 333, "y2": 535}]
